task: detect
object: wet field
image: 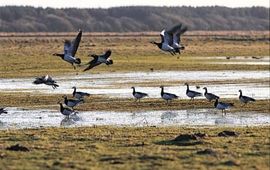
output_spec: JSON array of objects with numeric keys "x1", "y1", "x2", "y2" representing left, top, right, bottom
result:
[{"x1": 0, "y1": 107, "x2": 269, "y2": 129}]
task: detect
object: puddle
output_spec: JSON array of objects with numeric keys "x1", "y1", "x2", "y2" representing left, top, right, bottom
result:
[
  {"x1": 0, "y1": 107, "x2": 269, "y2": 129},
  {"x1": 0, "y1": 70, "x2": 269, "y2": 99}
]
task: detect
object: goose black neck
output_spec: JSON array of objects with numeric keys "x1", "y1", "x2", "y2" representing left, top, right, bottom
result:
[
  {"x1": 204, "y1": 88, "x2": 208, "y2": 95},
  {"x1": 59, "y1": 103, "x2": 63, "y2": 112},
  {"x1": 73, "y1": 88, "x2": 76, "y2": 95},
  {"x1": 214, "y1": 99, "x2": 218, "y2": 107},
  {"x1": 239, "y1": 91, "x2": 242, "y2": 97},
  {"x1": 132, "y1": 87, "x2": 136, "y2": 95},
  {"x1": 160, "y1": 87, "x2": 164, "y2": 95},
  {"x1": 55, "y1": 53, "x2": 64, "y2": 59},
  {"x1": 186, "y1": 84, "x2": 189, "y2": 93}
]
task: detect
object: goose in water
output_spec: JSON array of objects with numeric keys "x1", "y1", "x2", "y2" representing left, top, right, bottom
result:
[
  {"x1": 203, "y1": 87, "x2": 219, "y2": 101},
  {"x1": 33, "y1": 75, "x2": 59, "y2": 89},
  {"x1": 184, "y1": 83, "x2": 202, "y2": 101},
  {"x1": 214, "y1": 98, "x2": 234, "y2": 115},
  {"x1": 72, "y1": 86, "x2": 90, "y2": 99},
  {"x1": 62, "y1": 95, "x2": 84, "y2": 109},
  {"x1": 238, "y1": 90, "x2": 256, "y2": 106},
  {"x1": 58, "y1": 102, "x2": 76, "y2": 118},
  {"x1": 166, "y1": 23, "x2": 188, "y2": 54},
  {"x1": 131, "y1": 87, "x2": 148, "y2": 102},
  {"x1": 151, "y1": 23, "x2": 187, "y2": 55},
  {"x1": 53, "y1": 30, "x2": 82, "y2": 69},
  {"x1": 0, "y1": 108, "x2": 7, "y2": 115},
  {"x1": 160, "y1": 86, "x2": 178, "y2": 103},
  {"x1": 83, "y1": 50, "x2": 113, "y2": 71}
]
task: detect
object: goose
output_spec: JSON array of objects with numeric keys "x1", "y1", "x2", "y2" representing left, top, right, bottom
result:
[
  {"x1": 72, "y1": 86, "x2": 90, "y2": 99},
  {"x1": 203, "y1": 87, "x2": 219, "y2": 101},
  {"x1": 53, "y1": 30, "x2": 82, "y2": 69},
  {"x1": 184, "y1": 83, "x2": 202, "y2": 101},
  {"x1": 58, "y1": 102, "x2": 76, "y2": 118},
  {"x1": 166, "y1": 23, "x2": 188, "y2": 54},
  {"x1": 214, "y1": 98, "x2": 234, "y2": 115},
  {"x1": 83, "y1": 50, "x2": 113, "y2": 71},
  {"x1": 151, "y1": 30, "x2": 176, "y2": 55},
  {"x1": 239, "y1": 90, "x2": 256, "y2": 106},
  {"x1": 151, "y1": 23, "x2": 187, "y2": 55},
  {"x1": 131, "y1": 87, "x2": 148, "y2": 102},
  {"x1": 62, "y1": 95, "x2": 84, "y2": 109},
  {"x1": 0, "y1": 108, "x2": 7, "y2": 115},
  {"x1": 160, "y1": 86, "x2": 178, "y2": 103},
  {"x1": 33, "y1": 75, "x2": 59, "y2": 89}
]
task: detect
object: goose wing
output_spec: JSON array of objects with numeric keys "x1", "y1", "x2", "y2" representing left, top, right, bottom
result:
[
  {"x1": 102, "y1": 50, "x2": 112, "y2": 59},
  {"x1": 161, "y1": 30, "x2": 173, "y2": 46},
  {"x1": 83, "y1": 57, "x2": 101, "y2": 71},
  {"x1": 64, "y1": 30, "x2": 82, "y2": 56},
  {"x1": 174, "y1": 26, "x2": 188, "y2": 45}
]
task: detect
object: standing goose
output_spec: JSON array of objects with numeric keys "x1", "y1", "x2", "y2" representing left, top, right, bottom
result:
[
  {"x1": 239, "y1": 90, "x2": 256, "y2": 106},
  {"x1": 184, "y1": 83, "x2": 202, "y2": 101},
  {"x1": 83, "y1": 50, "x2": 113, "y2": 71},
  {"x1": 72, "y1": 86, "x2": 90, "y2": 99},
  {"x1": 131, "y1": 87, "x2": 148, "y2": 102},
  {"x1": 214, "y1": 98, "x2": 234, "y2": 115},
  {"x1": 58, "y1": 102, "x2": 76, "y2": 118},
  {"x1": 166, "y1": 23, "x2": 188, "y2": 54},
  {"x1": 0, "y1": 108, "x2": 7, "y2": 115},
  {"x1": 160, "y1": 86, "x2": 178, "y2": 103},
  {"x1": 33, "y1": 75, "x2": 59, "y2": 89},
  {"x1": 53, "y1": 30, "x2": 82, "y2": 69},
  {"x1": 150, "y1": 30, "x2": 176, "y2": 55},
  {"x1": 203, "y1": 87, "x2": 219, "y2": 101},
  {"x1": 62, "y1": 95, "x2": 84, "y2": 109}
]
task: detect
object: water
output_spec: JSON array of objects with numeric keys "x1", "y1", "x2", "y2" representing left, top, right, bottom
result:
[
  {"x1": 0, "y1": 70, "x2": 269, "y2": 99},
  {"x1": 0, "y1": 107, "x2": 269, "y2": 129}
]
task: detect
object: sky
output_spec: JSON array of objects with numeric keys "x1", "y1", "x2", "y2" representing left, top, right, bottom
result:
[{"x1": 0, "y1": 0, "x2": 269, "y2": 8}]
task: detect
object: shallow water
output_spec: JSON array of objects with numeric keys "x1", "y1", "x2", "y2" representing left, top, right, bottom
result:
[
  {"x1": 0, "y1": 70, "x2": 269, "y2": 99},
  {"x1": 0, "y1": 107, "x2": 269, "y2": 129}
]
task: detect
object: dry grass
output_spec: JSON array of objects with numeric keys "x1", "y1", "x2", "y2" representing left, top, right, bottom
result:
[
  {"x1": 0, "y1": 31, "x2": 269, "y2": 78},
  {"x1": 0, "y1": 126, "x2": 269, "y2": 170}
]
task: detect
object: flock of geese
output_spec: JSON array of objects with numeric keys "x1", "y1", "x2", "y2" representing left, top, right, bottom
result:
[
  {"x1": 0, "y1": 23, "x2": 256, "y2": 119},
  {"x1": 132, "y1": 85, "x2": 255, "y2": 114}
]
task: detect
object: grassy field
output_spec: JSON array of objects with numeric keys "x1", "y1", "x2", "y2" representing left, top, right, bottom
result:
[
  {"x1": 0, "y1": 126, "x2": 269, "y2": 170},
  {"x1": 0, "y1": 31, "x2": 269, "y2": 169},
  {"x1": 0, "y1": 31, "x2": 269, "y2": 78}
]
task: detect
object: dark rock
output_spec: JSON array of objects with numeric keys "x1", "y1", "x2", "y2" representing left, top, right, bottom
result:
[
  {"x1": 174, "y1": 133, "x2": 208, "y2": 142},
  {"x1": 218, "y1": 130, "x2": 239, "y2": 137},
  {"x1": 6, "y1": 144, "x2": 30, "y2": 152},
  {"x1": 222, "y1": 160, "x2": 240, "y2": 166},
  {"x1": 197, "y1": 149, "x2": 217, "y2": 156}
]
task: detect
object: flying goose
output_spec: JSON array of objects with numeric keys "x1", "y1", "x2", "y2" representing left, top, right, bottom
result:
[
  {"x1": 151, "y1": 30, "x2": 176, "y2": 55},
  {"x1": 166, "y1": 23, "x2": 188, "y2": 54},
  {"x1": 131, "y1": 87, "x2": 148, "y2": 102},
  {"x1": 62, "y1": 95, "x2": 84, "y2": 109},
  {"x1": 238, "y1": 90, "x2": 256, "y2": 106},
  {"x1": 0, "y1": 108, "x2": 7, "y2": 115},
  {"x1": 33, "y1": 75, "x2": 59, "y2": 89},
  {"x1": 72, "y1": 86, "x2": 90, "y2": 99},
  {"x1": 83, "y1": 50, "x2": 113, "y2": 71},
  {"x1": 203, "y1": 87, "x2": 219, "y2": 101},
  {"x1": 184, "y1": 83, "x2": 202, "y2": 101},
  {"x1": 160, "y1": 86, "x2": 178, "y2": 103},
  {"x1": 214, "y1": 98, "x2": 234, "y2": 115},
  {"x1": 53, "y1": 30, "x2": 82, "y2": 69},
  {"x1": 58, "y1": 102, "x2": 76, "y2": 118},
  {"x1": 151, "y1": 23, "x2": 187, "y2": 55}
]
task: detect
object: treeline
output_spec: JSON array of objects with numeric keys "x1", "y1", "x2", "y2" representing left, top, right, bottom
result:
[{"x1": 0, "y1": 6, "x2": 269, "y2": 32}]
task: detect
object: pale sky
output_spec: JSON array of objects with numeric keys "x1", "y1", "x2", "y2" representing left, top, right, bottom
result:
[{"x1": 0, "y1": 0, "x2": 269, "y2": 8}]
